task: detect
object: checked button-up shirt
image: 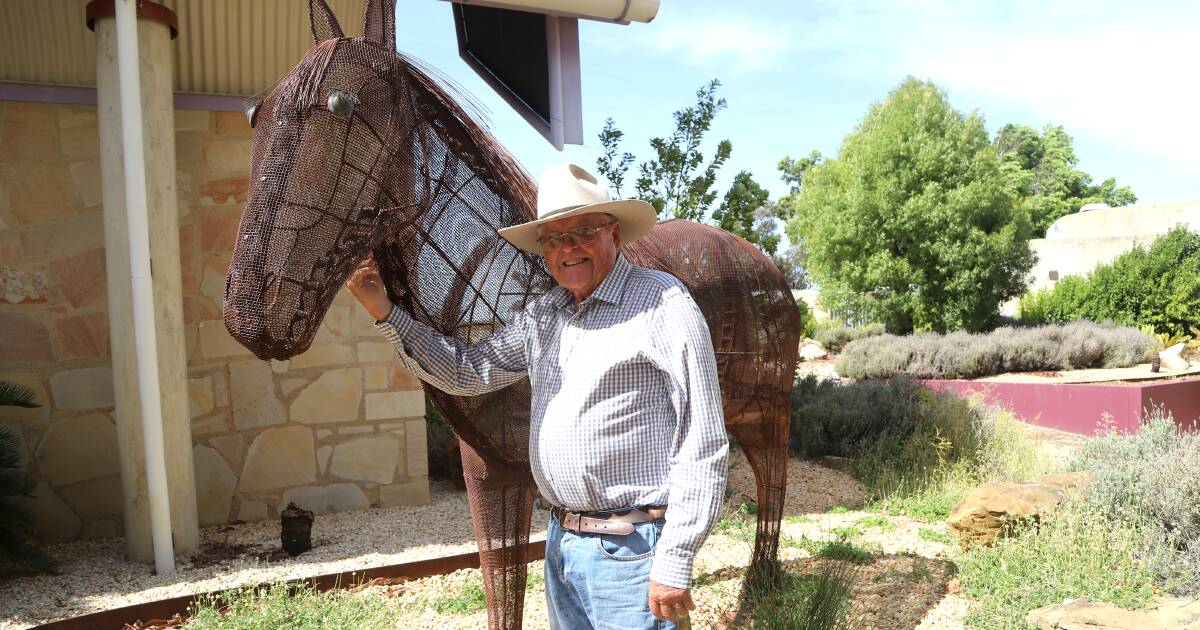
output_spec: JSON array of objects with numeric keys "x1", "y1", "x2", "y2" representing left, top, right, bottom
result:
[{"x1": 373, "y1": 254, "x2": 728, "y2": 589}]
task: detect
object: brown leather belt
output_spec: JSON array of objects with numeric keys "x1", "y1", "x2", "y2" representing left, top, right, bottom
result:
[{"x1": 551, "y1": 506, "x2": 667, "y2": 536}]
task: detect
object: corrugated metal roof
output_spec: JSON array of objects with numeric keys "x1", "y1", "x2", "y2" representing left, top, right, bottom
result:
[{"x1": 0, "y1": 0, "x2": 367, "y2": 96}]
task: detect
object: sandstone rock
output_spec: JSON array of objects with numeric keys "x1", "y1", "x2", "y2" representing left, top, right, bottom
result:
[
  {"x1": 330, "y1": 436, "x2": 399, "y2": 484},
  {"x1": 1026, "y1": 596, "x2": 1200, "y2": 630},
  {"x1": 239, "y1": 426, "x2": 315, "y2": 492},
  {"x1": 357, "y1": 342, "x2": 395, "y2": 363},
  {"x1": 237, "y1": 500, "x2": 269, "y2": 523},
  {"x1": 60, "y1": 476, "x2": 122, "y2": 516},
  {"x1": 405, "y1": 419, "x2": 426, "y2": 479},
  {"x1": 280, "y1": 377, "x2": 308, "y2": 398},
  {"x1": 381, "y1": 480, "x2": 430, "y2": 507},
  {"x1": 291, "y1": 367, "x2": 362, "y2": 424},
  {"x1": 365, "y1": 390, "x2": 424, "y2": 421},
  {"x1": 317, "y1": 445, "x2": 332, "y2": 475},
  {"x1": 198, "y1": 320, "x2": 252, "y2": 358},
  {"x1": 193, "y1": 445, "x2": 237, "y2": 526},
  {"x1": 81, "y1": 519, "x2": 117, "y2": 540},
  {"x1": 1036, "y1": 471, "x2": 1096, "y2": 495},
  {"x1": 49, "y1": 367, "x2": 114, "y2": 410},
  {"x1": 23, "y1": 482, "x2": 81, "y2": 543},
  {"x1": 364, "y1": 365, "x2": 388, "y2": 390},
  {"x1": 208, "y1": 434, "x2": 244, "y2": 470},
  {"x1": 188, "y1": 376, "x2": 215, "y2": 418},
  {"x1": 229, "y1": 361, "x2": 284, "y2": 430},
  {"x1": 389, "y1": 364, "x2": 422, "y2": 390},
  {"x1": 199, "y1": 264, "x2": 225, "y2": 307},
  {"x1": 799, "y1": 342, "x2": 828, "y2": 361},
  {"x1": 322, "y1": 306, "x2": 352, "y2": 338},
  {"x1": 277, "y1": 483, "x2": 369, "y2": 515},
  {"x1": 50, "y1": 248, "x2": 107, "y2": 308},
  {"x1": 1160, "y1": 343, "x2": 1190, "y2": 371},
  {"x1": 53, "y1": 312, "x2": 109, "y2": 360},
  {"x1": 35, "y1": 413, "x2": 119, "y2": 486},
  {"x1": 0, "y1": 313, "x2": 53, "y2": 362},
  {"x1": 947, "y1": 482, "x2": 1066, "y2": 548},
  {"x1": 191, "y1": 412, "x2": 230, "y2": 436},
  {"x1": 288, "y1": 343, "x2": 354, "y2": 370}
]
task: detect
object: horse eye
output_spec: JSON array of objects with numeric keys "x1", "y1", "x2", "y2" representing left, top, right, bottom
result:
[
  {"x1": 327, "y1": 90, "x2": 359, "y2": 117},
  {"x1": 245, "y1": 101, "x2": 261, "y2": 128}
]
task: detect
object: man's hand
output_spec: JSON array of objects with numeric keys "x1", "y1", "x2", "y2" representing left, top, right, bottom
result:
[
  {"x1": 648, "y1": 579, "x2": 694, "y2": 623},
  {"x1": 345, "y1": 254, "x2": 393, "y2": 321}
]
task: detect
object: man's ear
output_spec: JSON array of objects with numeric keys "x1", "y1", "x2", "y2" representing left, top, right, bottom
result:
[{"x1": 611, "y1": 221, "x2": 622, "y2": 247}]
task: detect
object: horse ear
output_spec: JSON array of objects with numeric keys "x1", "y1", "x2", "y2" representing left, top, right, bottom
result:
[
  {"x1": 307, "y1": 0, "x2": 344, "y2": 44},
  {"x1": 362, "y1": 0, "x2": 396, "y2": 50}
]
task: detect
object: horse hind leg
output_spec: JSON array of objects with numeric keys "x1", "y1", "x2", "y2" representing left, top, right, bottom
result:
[
  {"x1": 727, "y1": 395, "x2": 790, "y2": 590},
  {"x1": 459, "y1": 440, "x2": 536, "y2": 630}
]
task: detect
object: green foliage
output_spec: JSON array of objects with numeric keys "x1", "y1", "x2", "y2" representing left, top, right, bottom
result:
[
  {"x1": 596, "y1": 118, "x2": 635, "y2": 197},
  {"x1": 835, "y1": 321, "x2": 1156, "y2": 380},
  {"x1": 424, "y1": 399, "x2": 455, "y2": 479},
  {"x1": 960, "y1": 507, "x2": 1157, "y2": 629},
  {"x1": 184, "y1": 582, "x2": 394, "y2": 629},
  {"x1": 994, "y1": 123, "x2": 1137, "y2": 237},
  {"x1": 748, "y1": 561, "x2": 863, "y2": 629},
  {"x1": 780, "y1": 77, "x2": 1035, "y2": 333},
  {"x1": 812, "y1": 322, "x2": 885, "y2": 354},
  {"x1": 773, "y1": 242, "x2": 811, "y2": 290},
  {"x1": 597, "y1": 80, "x2": 733, "y2": 221},
  {"x1": 853, "y1": 515, "x2": 896, "y2": 532},
  {"x1": 789, "y1": 375, "x2": 923, "y2": 458},
  {"x1": 795, "y1": 536, "x2": 879, "y2": 565},
  {"x1": 917, "y1": 528, "x2": 954, "y2": 545},
  {"x1": 428, "y1": 575, "x2": 489, "y2": 614},
  {"x1": 795, "y1": 299, "x2": 815, "y2": 340},
  {"x1": 1019, "y1": 226, "x2": 1200, "y2": 339},
  {"x1": 1069, "y1": 412, "x2": 1200, "y2": 594},
  {"x1": 1, "y1": 383, "x2": 57, "y2": 576},
  {"x1": 712, "y1": 170, "x2": 780, "y2": 255}
]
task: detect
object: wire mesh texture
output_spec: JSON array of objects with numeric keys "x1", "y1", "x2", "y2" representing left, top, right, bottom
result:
[{"x1": 221, "y1": 2, "x2": 800, "y2": 627}]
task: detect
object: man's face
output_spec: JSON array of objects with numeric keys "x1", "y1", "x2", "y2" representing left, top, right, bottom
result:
[{"x1": 539, "y1": 213, "x2": 621, "y2": 303}]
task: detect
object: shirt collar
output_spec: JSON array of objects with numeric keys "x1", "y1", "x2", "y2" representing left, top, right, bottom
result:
[{"x1": 550, "y1": 254, "x2": 633, "y2": 311}]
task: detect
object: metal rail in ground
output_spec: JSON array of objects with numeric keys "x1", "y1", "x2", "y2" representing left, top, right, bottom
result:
[{"x1": 32, "y1": 540, "x2": 547, "y2": 630}]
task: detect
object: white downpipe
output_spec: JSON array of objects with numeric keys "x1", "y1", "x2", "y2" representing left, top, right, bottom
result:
[{"x1": 114, "y1": 0, "x2": 175, "y2": 576}]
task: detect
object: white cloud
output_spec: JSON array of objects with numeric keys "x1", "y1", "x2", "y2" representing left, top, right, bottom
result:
[{"x1": 647, "y1": 16, "x2": 789, "y2": 72}]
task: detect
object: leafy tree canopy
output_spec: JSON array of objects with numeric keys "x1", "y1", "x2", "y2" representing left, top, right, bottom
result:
[
  {"x1": 994, "y1": 123, "x2": 1136, "y2": 237},
  {"x1": 780, "y1": 77, "x2": 1036, "y2": 333}
]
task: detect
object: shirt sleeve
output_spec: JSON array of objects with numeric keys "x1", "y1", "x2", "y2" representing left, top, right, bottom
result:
[
  {"x1": 648, "y1": 288, "x2": 729, "y2": 589},
  {"x1": 373, "y1": 304, "x2": 529, "y2": 396}
]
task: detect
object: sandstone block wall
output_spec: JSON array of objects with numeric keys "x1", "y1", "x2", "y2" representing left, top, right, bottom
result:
[{"x1": 0, "y1": 101, "x2": 429, "y2": 544}]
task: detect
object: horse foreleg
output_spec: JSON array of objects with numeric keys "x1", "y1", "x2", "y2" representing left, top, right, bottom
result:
[
  {"x1": 460, "y1": 439, "x2": 536, "y2": 630},
  {"x1": 728, "y1": 400, "x2": 790, "y2": 590}
]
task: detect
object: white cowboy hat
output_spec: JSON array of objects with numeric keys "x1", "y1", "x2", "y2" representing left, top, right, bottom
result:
[{"x1": 498, "y1": 163, "x2": 656, "y2": 255}]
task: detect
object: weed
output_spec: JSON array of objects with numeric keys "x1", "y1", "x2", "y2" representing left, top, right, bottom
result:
[
  {"x1": 748, "y1": 561, "x2": 864, "y2": 629},
  {"x1": 917, "y1": 528, "x2": 954, "y2": 545},
  {"x1": 184, "y1": 582, "x2": 394, "y2": 629},
  {"x1": 853, "y1": 515, "x2": 896, "y2": 532}
]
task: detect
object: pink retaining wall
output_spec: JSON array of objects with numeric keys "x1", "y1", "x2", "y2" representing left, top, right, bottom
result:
[{"x1": 923, "y1": 375, "x2": 1200, "y2": 435}]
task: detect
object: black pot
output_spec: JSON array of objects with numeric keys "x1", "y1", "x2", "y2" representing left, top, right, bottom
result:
[{"x1": 280, "y1": 502, "x2": 314, "y2": 556}]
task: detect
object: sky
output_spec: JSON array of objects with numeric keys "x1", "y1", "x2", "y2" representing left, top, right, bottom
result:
[{"x1": 395, "y1": 0, "x2": 1200, "y2": 211}]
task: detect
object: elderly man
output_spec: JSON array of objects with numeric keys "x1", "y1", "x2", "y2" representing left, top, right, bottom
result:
[{"x1": 346, "y1": 163, "x2": 727, "y2": 629}]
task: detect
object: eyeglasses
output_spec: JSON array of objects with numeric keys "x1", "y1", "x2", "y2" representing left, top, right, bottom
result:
[{"x1": 537, "y1": 221, "x2": 616, "y2": 252}]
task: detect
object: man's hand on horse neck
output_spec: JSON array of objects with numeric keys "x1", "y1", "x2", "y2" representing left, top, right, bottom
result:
[{"x1": 345, "y1": 254, "x2": 393, "y2": 322}]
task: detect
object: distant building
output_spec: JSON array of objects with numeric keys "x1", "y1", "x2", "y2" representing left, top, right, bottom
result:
[{"x1": 1002, "y1": 200, "x2": 1200, "y2": 315}]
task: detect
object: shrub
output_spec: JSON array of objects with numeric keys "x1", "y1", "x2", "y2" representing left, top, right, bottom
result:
[
  {"x1": 1, "y1": 381, "x2": 57, "y2": 575},
  {"x1": 1019, "y1": 226, "x2": 1200, "y2": 339},
  {"x1": 813, "y1": 322, "x2": 886, "y2": 354},
  {"x1": 796, "y1": 299, "x2": 816, "y2": 339},
  {"x1": 835, "y1": 320, "x2": 1156, "y2": 379},
  {"x1": 960, "y1": 507, "x2": 1158, "y2": 629},
  {"x1": 1069, "y1": 411, "x2": 1200, "y2": 594},
  {"x1": 788, "y1": 375, "x2": 922, "y2": 458},
  {"x1": 749, "y1": 561, "x2": 863, "y2": 629}
]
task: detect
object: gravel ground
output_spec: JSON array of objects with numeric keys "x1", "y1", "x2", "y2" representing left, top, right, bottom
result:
[{"x1": 2, "y1": 451, "x2": 970, "y2": 629}]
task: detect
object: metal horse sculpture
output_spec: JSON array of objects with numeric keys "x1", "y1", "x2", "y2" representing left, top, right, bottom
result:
[{"x1": 223, "y1": 1, "x2": 800, "y2": 627}]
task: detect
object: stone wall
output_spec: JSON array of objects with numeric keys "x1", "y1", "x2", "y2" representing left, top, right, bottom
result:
[{"x1": 0, "y1": 101, "x2": 429, "y2": 543}]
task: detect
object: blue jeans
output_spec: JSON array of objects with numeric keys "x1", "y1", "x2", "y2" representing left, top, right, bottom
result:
[{"x1": 545, "y1": 512, "x2": 678, "y2": 630}]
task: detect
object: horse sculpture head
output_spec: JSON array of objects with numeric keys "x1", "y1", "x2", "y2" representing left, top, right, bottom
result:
[{"x1": 223, "y1": 0, "x2": 535, "y2": 360}]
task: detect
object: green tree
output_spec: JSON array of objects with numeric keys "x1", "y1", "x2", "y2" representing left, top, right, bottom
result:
[
  {"x1": 782, "y1": 77, "x2": 1035, "y2": 333},
  {"x1": 596, "y1": 80, "x2": 733, "y2": 221},
  {"x1": 778, "y1": 150, "x2": 824, "y2": 194},
  {"x1": 994, "y1": 123, "x2": 1136, "y2": 236},
  {"x1": 712, "y1": 170, "x2": 779, "y2": 254}
]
